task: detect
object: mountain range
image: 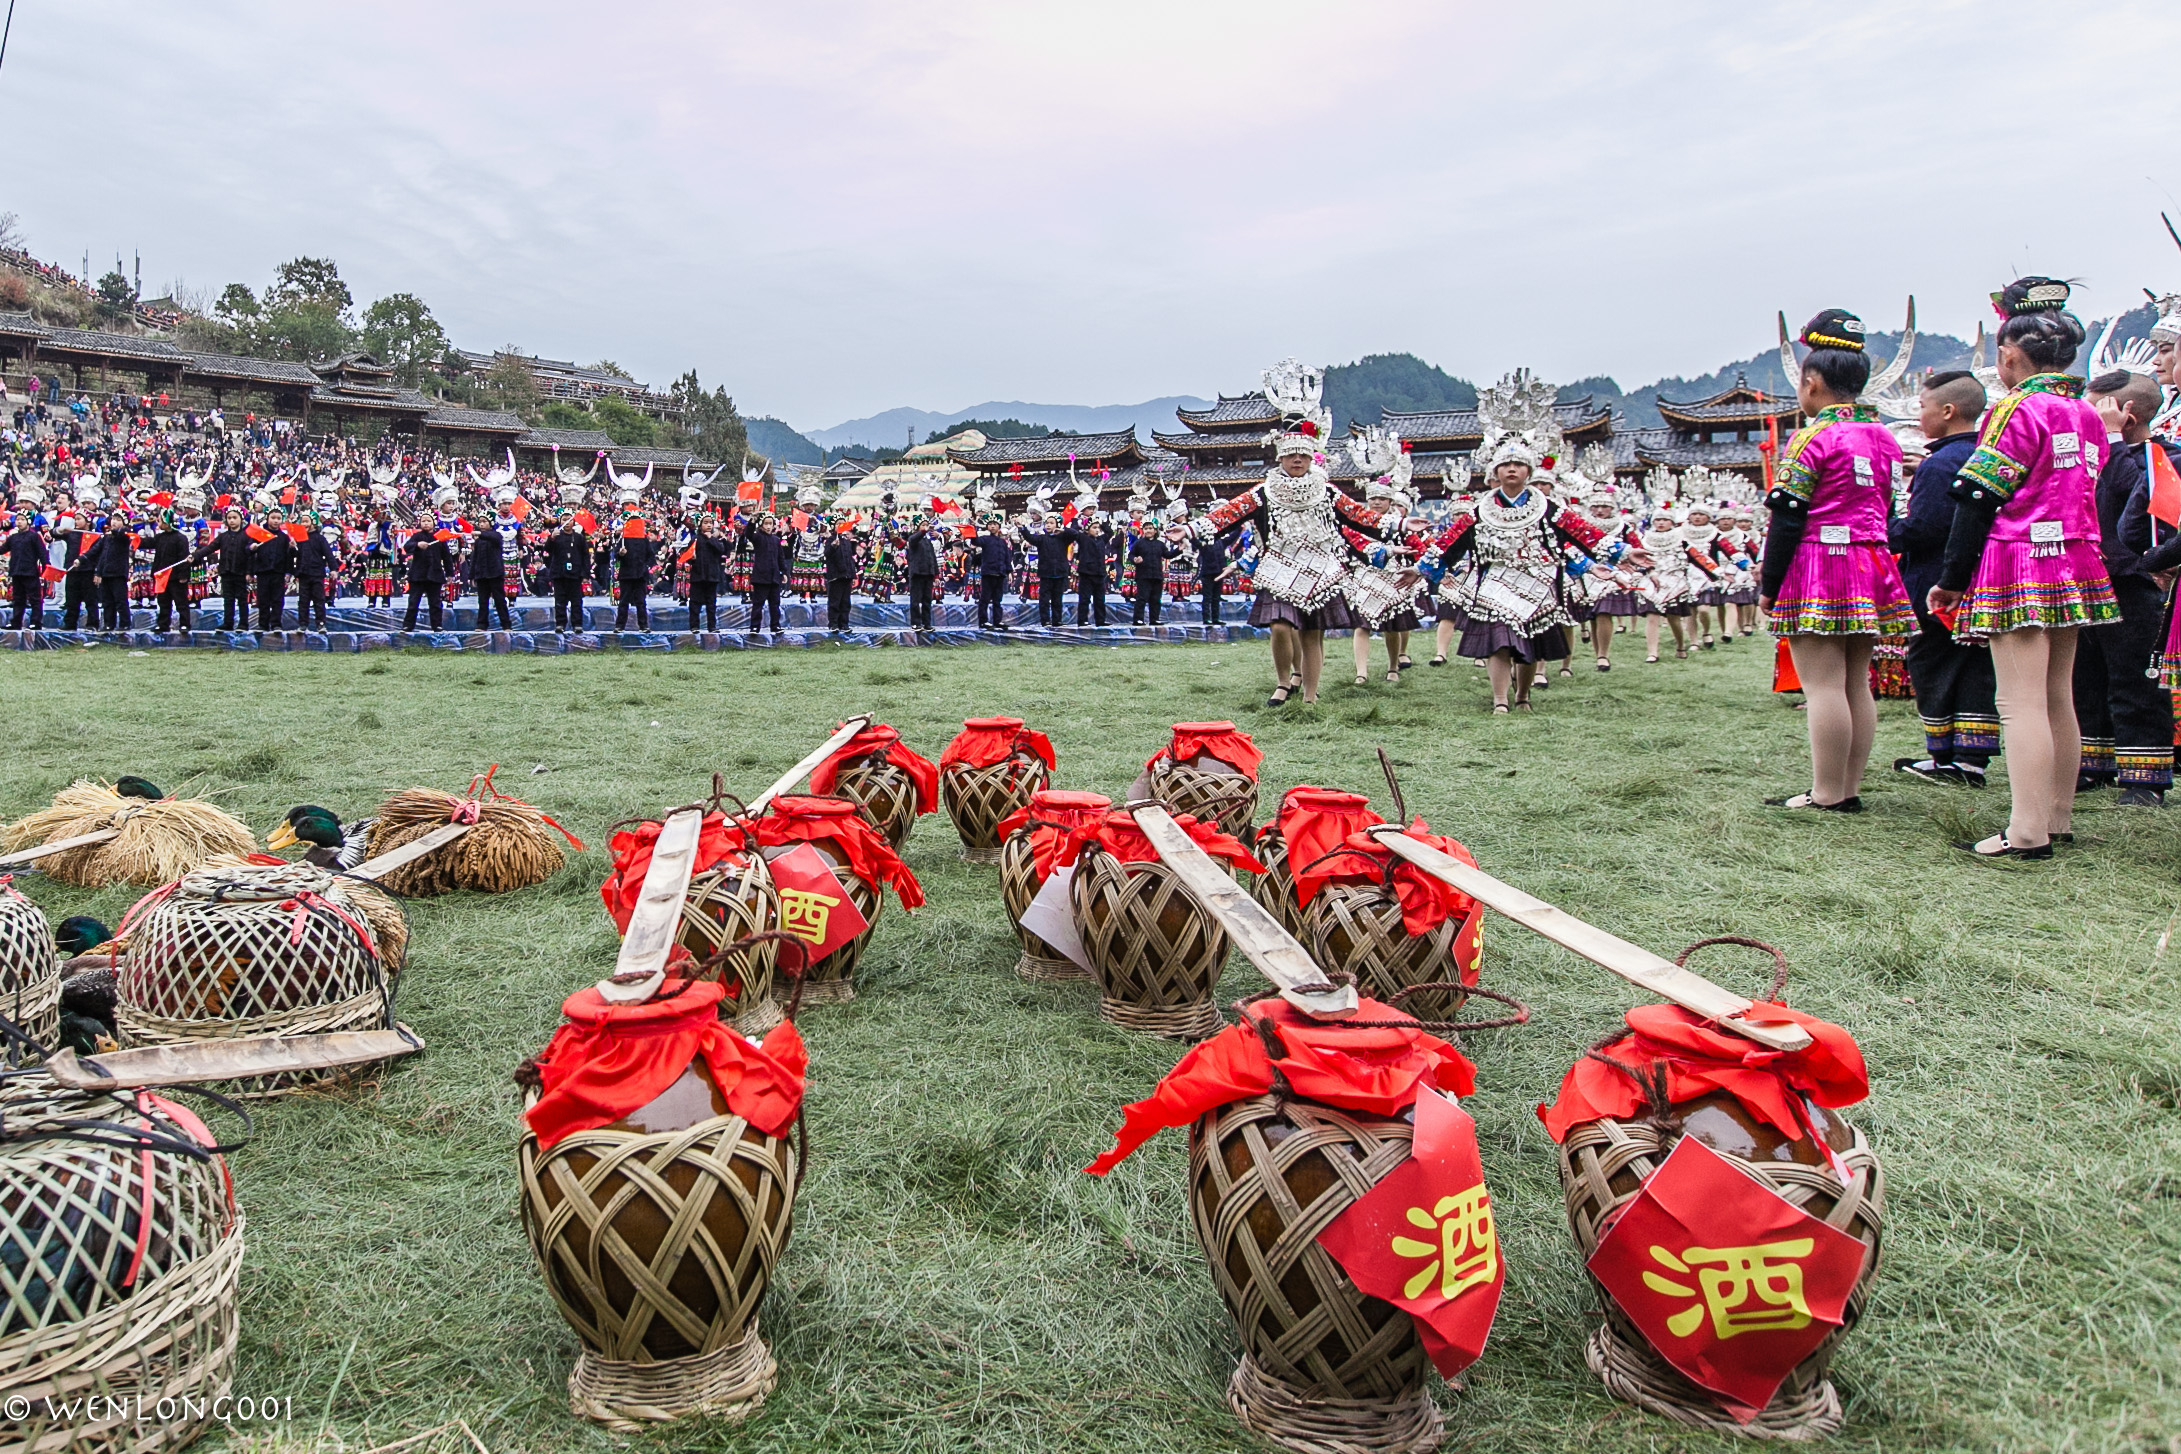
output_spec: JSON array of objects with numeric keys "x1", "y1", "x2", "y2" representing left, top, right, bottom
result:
[{"x1": 757, "y1": 301, "x2": 2161, "y2": 465}]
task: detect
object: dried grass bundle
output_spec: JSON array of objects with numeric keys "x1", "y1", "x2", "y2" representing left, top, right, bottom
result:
[
  {"x1": 365, "y1": 784, "x2": 571, "y2": 897},
  {"x1": 2, "y1": 781, "x2": 256, "y2": 888}
]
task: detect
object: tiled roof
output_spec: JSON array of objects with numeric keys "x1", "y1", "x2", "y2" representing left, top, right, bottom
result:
[
  {"x1": 181, "y1": 352, "x2": 321, "y2": 386},
  {"x1": 309, "y1": 382, "x2": 432, "y2": 413},
  {"x1": 823, "y1": 458, "x2": 875, "y2": 479},
  {"x1": 1378, "y1": 398, "x2": 1607, "y2": 442},
  {"x1": 1656, "y1": 375, "x2": 1775, "y2": 411},
  {"x1": 516, "y1": 427, "x2": 617, "y2": 451},
  {"x1": 38, "y1": 327, "x2": 188, "y2": 363},
  {"x1": 1655, "y1": 399, "x2": 1799, "y2": 425},
  {"x1": 948, "y1": 429, "x2": 1142, "y2": 468},
  {"x1": 0, "y1": 310, "x2": 50, "y2": 340},
  {"x1": 423, "y1": 406, "x2": 529, "y2": 434},
  {"x1": 1150, "y1": 429, "x2": 1268, "y2": 455},
  {"x1": 1174, "y1": 393, "x2": 1281, "y2": 430},
  {"x1": 1633, "y1": 438, "x2": 1770, "y2": 469}
]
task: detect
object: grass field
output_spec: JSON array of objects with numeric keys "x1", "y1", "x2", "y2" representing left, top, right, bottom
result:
[{"x1": 5, "y1": 637, "x2": 2179, "y2": 1454}]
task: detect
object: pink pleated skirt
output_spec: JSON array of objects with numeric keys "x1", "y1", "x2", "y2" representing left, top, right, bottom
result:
[
  {"x1": 1960, "y1": 540, "x2": 2118, "y2": 640},
  {"x1": 1769, "y1": 541, "x2": 1914, "y2": 636}
]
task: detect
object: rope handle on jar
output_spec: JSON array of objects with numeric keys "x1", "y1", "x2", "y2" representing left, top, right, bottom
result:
[{"x1": 1674, "y1": 935, "x2": 1790, "y2": 1002}]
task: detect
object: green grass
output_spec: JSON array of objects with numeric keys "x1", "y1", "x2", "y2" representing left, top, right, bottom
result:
[{"x1": 6, "y1": 638, "x2": 2179, "y2": 1454}]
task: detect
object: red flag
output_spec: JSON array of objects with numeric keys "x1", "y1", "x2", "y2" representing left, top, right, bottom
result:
[
  {"x1": 1587, "y1": 1136, "x2": 1866, "y2": 1422},
  {"x1": 1062, "y1": 502, "x2": 1077, "y2": 525},
  {"x1": 1315, "y1": 1088, "x2": 1504, "y2": 1377},
  {"x1": 836, "y1": 516, "x2": 856, "y2": 533},
  {"x1": 791, "y1": 508, "x2": 810, "y2": 531},
  {"x1": 284, "y1": 522, "x2": 309, "y2": 541},
  {"x1": 279, "y1": 485, "x2": 296, "y2": 505},
  {"x1": 39, "y1": 564, "x2": 63, "y2": 583},
  {"x1": 737, "y1": 479, "x2": 763, "y2": 502},
  {"x1": 574, "y1": 509, "x2": 598, "y2": 534},
  {"x1": 245, "y1": 524, "x2": 272, "y2": 543},
  {"x1": 153, "y1": 565, "x2": 177, "y2": 592},
  {"x1": 2147, "y1": 443, "x2": 2181, "y2": 529},
  {"x1": 765, "y1": 842, "x2": 870, "y2": 963}
]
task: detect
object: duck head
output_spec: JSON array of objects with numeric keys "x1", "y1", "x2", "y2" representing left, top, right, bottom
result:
[
  {"x1": 115, "y1": 776, "x2": 164, "y2": 802},
  {"x1": 54, "y1": 915, "x2": 112, "y2": 956},
  {"x1": 267, "y1": 804, "x2": 343, "y2": 852}
]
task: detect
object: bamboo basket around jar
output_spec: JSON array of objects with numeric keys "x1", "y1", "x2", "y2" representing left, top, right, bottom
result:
[
  {"x1": 939, "y1": 718, "x2": 1050, "y2": 864},
  {"x1": 1190, "y1": 1094, "x2": 1443, "y2": 1454},
  {"x1": 828, "y1": 751, "x2": 920, "y2": 851},
  {"x1": 1070, "y1": 839, "x2": 1227, "y2": 1039},
  {"x1": 520, "y1": 995, "x2": 801, "y2": 1432},
  {"x1": 1148, "y1": 749, "x2": 1257, "y2": 839},
  {"x1": 1304, "y1": 880, "x2": 1480, "y2": 1024},
  {"x1": 675, "y1": 852, "x2": 783, "y2": 1035},
  {"x1": 1554, "y1": 940, "x2": 1884, "y2": 1439},
  {"x1": 997, "y1": 790, "x2": 1110, "y2": 982}
]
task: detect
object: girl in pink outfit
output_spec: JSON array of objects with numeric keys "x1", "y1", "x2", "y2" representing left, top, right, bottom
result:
[
  {"x1": 1928, "y1": 278, "x2": 2117, "y2": 859},
  {"x1": 1759, "y1": 309, "x2": 1915, "y2": 812}
]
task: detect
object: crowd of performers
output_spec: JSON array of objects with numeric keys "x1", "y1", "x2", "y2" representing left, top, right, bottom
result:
[{"x1": 8, "y1": 275, "x2": 2181, "y2": 865}]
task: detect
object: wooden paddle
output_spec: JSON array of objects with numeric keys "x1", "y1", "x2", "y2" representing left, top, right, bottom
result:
[
  {"x1": 1129, "y1": 802, "x2": 1359, "y2": 1019},
  {"x1": 746, "y1": 714, "x2": 874, "y2": 817},
  {"x1": 1364, "y1": 826, "x2": 1811, "y2": 1052},
  {"x1": 344, "y1": 822, "x2": 472, "y2": 882},
  {"x1": 597, "y1": 805, "x2": 704, "y2": 1004},
  {"x1": 0, "y1": 828, "x2": 121, "y2": 868},
  {"x1": 44, "y1": 1027, "x2": 425, "y2": 1090}
]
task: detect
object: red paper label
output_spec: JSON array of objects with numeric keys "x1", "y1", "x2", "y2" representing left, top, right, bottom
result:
[
  {"x1": 1315, "y1": 1088, "x2": 1503, "y2": 1377},
  {"x1": 1587, "y1": 1136, "x2": 1865, "y2": 1421},
  {"x1": 766, "y1": 842, "x2": 869, "y2": 964}
]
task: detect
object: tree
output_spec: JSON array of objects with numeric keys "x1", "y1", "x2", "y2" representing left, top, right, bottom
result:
[
  {"x1": 484, "y1": 350, "x2": 543, "y2": 418},
  {"x1": 591, "y1": 394, "x2": 657, "y2": 446},
  {"x1": 265, "y1": 257, "x2": 353, "y2": 318},
  {"x1": 588, "y1": 360, "x2": 634, "y2": 380},
  {"x1": 214, "y1": 283, "x2": 260, "y2": 325},
  {"x1": 95, "y1": 270, "x2": 137, "y2": 321},
  {"x1": 663, "y1": 369, "x2": 750, "y2": 466},
  {"x1": 359, "y1": 293, "x2": 448, "y2": 386},
  {"x1": 0, "y1": 212, "x2": 23, "y2": 254},
  {"x1": 540, "y1": 401, "x2": 595, "y2": 430}
]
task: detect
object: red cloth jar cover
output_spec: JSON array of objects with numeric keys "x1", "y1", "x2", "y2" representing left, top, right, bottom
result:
[
  {"x1": 809, "y1": 722, "x2": 939, "y2": 815},
  {"x1": 1085, "y1": 995, "x2": 1476, "y2": 1175},
  {"x1": 1309, "y1": 821, "x2": 1481, "y2": 939},
  {"x1": 1058, "y1": 808, "x2": 1267, "y2": 875},
  {"x1": 756, "y1": 795, "x2": 925, "y2": 909},
  {"x1": 994, "y1": 789, "x2": 1113, "y2": 884},
  {"x1": 523, "y1": 980, "x2": 808, "y2": 1150},
  {"x1": 600, "y1": 812, "x2": 753, "y2": 933},
  {"x1": 1537, "y1": 1001, "x2": 1869, "y2": 1146},
  {"x1": 939, "y1": 716, "x2": 1057, "y2": 772},
  {"x1": 1272, "y1": 787, "x2": 1387, "y2": 901},
  {"x1": 1149, "y1": 721, "x2": 1264, "y2": 780}
]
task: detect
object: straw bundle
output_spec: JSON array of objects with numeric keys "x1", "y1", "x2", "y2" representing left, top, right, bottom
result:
[
  {"x1": 2, "y1": 780, "x2": 255, "y2": 888},
  {"x1": 365, "y1": 787, "x2": 569, "y2": 897}
]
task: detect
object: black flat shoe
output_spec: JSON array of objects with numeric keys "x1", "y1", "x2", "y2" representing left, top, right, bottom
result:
[
  {"x1": 1894, "y1": 757, "x2": 1973, "y2": 786},
  {"x1": 1763, "y1": 794, "x2": 1864, "y2": 812},
  {"x1": 1952, "y1": 832, "x2": 2052, "y2": 860}
]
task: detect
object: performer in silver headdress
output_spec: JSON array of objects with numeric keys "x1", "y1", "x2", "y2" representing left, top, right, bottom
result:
[{"x1": 1192, "y1": 360, "x2": 1400, "y2": 705}]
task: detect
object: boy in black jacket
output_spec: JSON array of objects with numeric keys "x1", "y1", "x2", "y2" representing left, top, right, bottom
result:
[
  {"x1": 2078, "y1": 369, "x2": 2172, "y2": 803},
  {"x1": 148, "y1": 512, "x2": 196, "y2": 632},
  {"x1": 546, "y1": 513, "x2": 590, "y2": 631},
  {"x1": 4, "y1": 511, "x2": 44, "y2": 630},
  {"x1": 823, "y1": 526, "x2": 859, "y2": 630},
  {"x1": 1129, "y1": 527, "x2": 1172, "y2": 626},
  {"x1": 293, "y1": 521, "x2": 337, "y2": 630},
  {"x1": 615, "y1": 522, "x2": 659, "y2": 630},
  {"x1": 93, "y1": 515, "x2": 134, "y2": 630},
  {"x1": 469, "y1": 511, "x2": 513, "y2": 629},
  {"x1": 402, "y1": 524, "x2": 451, "y2": 631},
  {"x1": 55, "y1": 514, "x2": 96, "y2": 628},
  {"x1": 206, "y1": 507, "x2": 254, "y2": 630},
  {"x1": 252, "y1": 511, "x2": 296, "y2": 631}
]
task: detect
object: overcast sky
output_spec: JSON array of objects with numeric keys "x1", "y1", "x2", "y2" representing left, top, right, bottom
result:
[{"x1": 7, "y1": 1, "x2": 2180, "y2": 430}]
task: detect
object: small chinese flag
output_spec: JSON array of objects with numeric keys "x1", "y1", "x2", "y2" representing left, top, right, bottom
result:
[
  {"x1": 765, "y1": 842, "x2": 869, "y2": 963},
  {"x1": 2147, "y1": 443, "x2": 2181, "y2": 529},
  {"x1": 791, "y1": 509, "x2": 809, "y2": 531},
  {"x1": 678, "y1": 541, "x2": 695, "y2": 565},
  {"x1": 152, "y1": 565, "x2": 177, "y2": 592},
  {"x1": 1062, "y1": 502, "x2": 1077, "y2": 525},
  {"x1": 1587, "y1": 1136, "x2": 1866, "y2": 1421},
  {"x1": 507, "y1": 495, "x2": 530, "y2": 522},
  {"x1": 737, "y1": 479, "x2": 763, "y2": 502},
  {"x1": 245, "y1": 524, "x2": 273, "y2": 543},
  {"x1": 1316, "y1": 1088, "x2": 1504, "y2": 1377},
  {"x1": 40, "y1": 564, "x2": 64, "y2": 583},
  {"x1": 574, "y1": 509, "x2": 598, "y2": 534},
  {"x1": 279, "y1": 485, "x2": 296, "y2": 505},
  {"x1": 284, "y1": 522, "x2": 309, "y2": 541},
  {"x1": 836, "y1": 516, "x2": 855, "y2": 534},
  {"x1": 434, "y1": 528, "x2": 455, "y2": 542}
]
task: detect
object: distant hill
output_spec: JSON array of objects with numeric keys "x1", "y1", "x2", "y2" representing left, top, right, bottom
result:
[
  {"x1": 807, "y1": 396, "x2": 1211, "y2": 450},
  {"x1": 747, "y1": 415, "x2": 822, "y2": 465},
  {"x1": 1323, "y1": 354, "x2": 1477, "y2": 434}
]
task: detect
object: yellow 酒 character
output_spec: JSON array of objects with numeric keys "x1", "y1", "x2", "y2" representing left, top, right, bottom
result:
[
  {"x1": 778, "y1": 886, "x2": 841, "y2": 946},
  {"x1": 1388, "y1": 1184, "x2": 1497, "y2": 1302},
  {"x1": 1641, "y1": 1239, "x2": 1815, "y2": 1340}
]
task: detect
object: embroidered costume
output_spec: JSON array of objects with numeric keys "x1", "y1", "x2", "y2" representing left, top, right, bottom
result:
[
  {"x1": 1764, "y1": 404, "x2": 1915, "y2": 635},
  {"x1": 1434, "y1": 485, "x2": 1610, "y2": 661}
]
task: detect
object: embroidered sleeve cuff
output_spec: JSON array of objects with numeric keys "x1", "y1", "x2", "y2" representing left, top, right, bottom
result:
[
  {"x1": 1763, "y1": 487, "x2": 1808, "y2": 515},
  {"x1": 1770, "y1": 460, "x2": 1816, "y2": 504},
  {"x1": 1951, "y1": 445, "x2": 2026, "y2": 504}
]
